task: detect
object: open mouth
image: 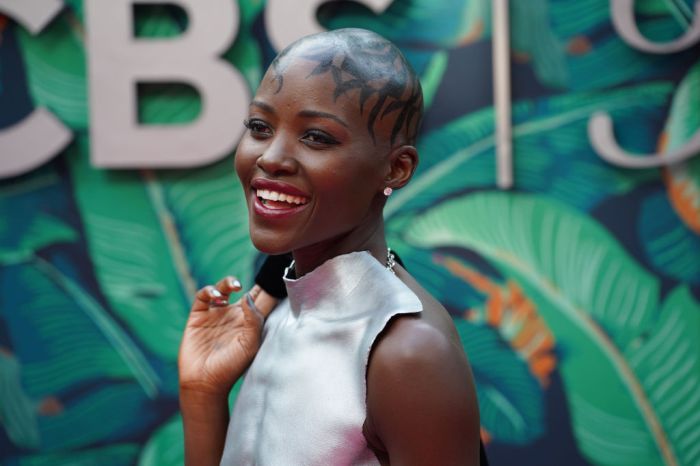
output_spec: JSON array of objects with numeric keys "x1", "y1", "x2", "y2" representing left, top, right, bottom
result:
[{"x1": 256, "y1": 189, "x2": 310, "y2": 210}]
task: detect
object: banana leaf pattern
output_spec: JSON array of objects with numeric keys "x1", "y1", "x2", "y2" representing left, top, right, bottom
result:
[{"x1": 1, "y1": 1, "x2": 698, "y2": 465}]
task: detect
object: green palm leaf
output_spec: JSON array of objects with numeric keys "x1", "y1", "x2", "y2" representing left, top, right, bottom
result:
[
  {"x1": 549, "y1": 0, "x2": 609, "y2": 39},
  {"x1": 67, "y1": 133, "x2": 256, "y2": 363},
  {"x1": 525, "y1": 0, "x2": 695, "y2": 89},
  {"x1": 625, "y1": 286, "x2": 700, "y2": 466},
  {"x1": 640, "y1": 191, "x2": 700, "y2": 283},
  {"x1": 138, "y1": 378, "x2": 244, "y2": 466},
  {"x1": 63, "y1": 0, "x2": 85, "y2": 22},
  {"x1": 404, "y1": 192, "x2": 698, "y2": 465},
  {"x1": 137, "y1": 415, "x2": 184, "y2": 466},
  {"x1": 45, "y1": 3, "x2": 257, "y2": 381},
  {"x1": 319, "y1": 0, "x2": 482, "y2": 84},
  {"x1": 511, "y1": 0, "x2": 569, "y2": 87},
  {"x1": 0, "y1": 257, "x2": 164, "y2": 450},
  {"x1": 455, "y1": 319, "x2": 544, "y2": 444},
  {"x1": 17, "y1": 12, "x2": 87, "y2": 129},
  {"x1": 646, "y1": 59, "x2": 700, "y2": 281},
  {"x1": 321, "y1": 0, "x2": 487, "y2": 48},
  {"x1": 665, "y1": 60, "x2": 700, "y2": 151},
  {"x1": 67, "y1": 137, "x2": 191, "y2": 361},
  {"x1": 386, "y1": 82, "x2": 667, "y2": 219},
  {"x1": 13, "y1": 257, "x2": 161, "y2": 398},
  {"x1": 564, "y1": 17, "x2": 691, "y2": 90},
  {"x1": 0, "y1": 210, "x2": 76, "y2": 263},
  {"x1": 387, "y1": 232, "x2": 486, "y2": 309},
  {"x1": 387, "y1": 231, "x2": 548, "y2": 446},
  {"x1": 133, "y1": 4, "x2": 183, "y2": 38},
  {"x1": 0, "y1": 352, "x2": 39, "y2": 449},
  {"x1": 133, "y1": 6, "x2": 201, "y2": 125},
  {"x1": 223, "y1": 0, "x2": 264, "y2": 92},
  {"x1": 153, "y1": 161, "x2": 256, "y2": 288},
  {"x1": 0, "y1": 183, "x2": 161, "y2": 399},
  {"x1": 35, "y1": 383, "x2": 156, "y2": 450},
  {"x1": 8, "y1": 444, "x2": 140, "y2": 466}
]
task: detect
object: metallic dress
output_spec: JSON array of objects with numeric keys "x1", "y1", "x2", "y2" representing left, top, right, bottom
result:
[{"x1": 220, "y1": 251, "x2": 423, "y2": 465}]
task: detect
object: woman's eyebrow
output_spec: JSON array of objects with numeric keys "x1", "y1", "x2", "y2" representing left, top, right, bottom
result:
[
  {"x1": 250, "y1": 100, "x2": 276, "y2": 114},
  {"x1": 297, "y1": 110, "x2": 349, "y2": 128}
]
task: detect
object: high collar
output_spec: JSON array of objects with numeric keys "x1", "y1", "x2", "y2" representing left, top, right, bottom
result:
[{"x1": 283, "y1": 250, "x2": 422, "y2": 319}]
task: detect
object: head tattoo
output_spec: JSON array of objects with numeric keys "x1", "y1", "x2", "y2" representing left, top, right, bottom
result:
[{"x1": 268, "y1": 28, "x2": 424, "y2": 146}]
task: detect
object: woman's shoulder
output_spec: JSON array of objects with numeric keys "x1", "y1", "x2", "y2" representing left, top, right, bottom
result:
[
  {"x1": 368, "y1": 263, "x2": 473, "y2": 395},
  {"x1": 391, "y1": 264, "x2": 463, "y2": 347},
  {"x1": 363, "y1": 265, "x2": 481, "y2": 462}
]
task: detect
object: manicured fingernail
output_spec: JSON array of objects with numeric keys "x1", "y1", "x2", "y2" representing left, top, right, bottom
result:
[
  {"x1": 245, "y1": 293, "x2": 256, "y2": 311},
  {"x1": 211, "y1": 289, "x2": 222, "y2": 297},
  {"x1": 232, "y1": 279, "x2": 241, "y2": 288},
  {"x1": 212, "y1": 297, "x2": 228, "y2": 307}
]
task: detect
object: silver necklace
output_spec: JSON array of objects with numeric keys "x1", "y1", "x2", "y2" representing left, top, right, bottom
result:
[
  {"x1": 386, "y1": 247, "x2": 397, "y2": 275},
  {"x1": 287, "y1": 248, "x2": 397, "y2": 277}
]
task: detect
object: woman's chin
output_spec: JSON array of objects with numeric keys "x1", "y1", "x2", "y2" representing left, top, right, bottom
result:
[{"x1": 250, "y1": 234, "x2": 293, "y2": 256}]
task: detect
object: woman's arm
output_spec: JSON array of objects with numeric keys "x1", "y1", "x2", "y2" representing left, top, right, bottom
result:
[
  {"x1": 365, "y1": 313, "x2": 481, "y2": 466},
  {"x1": 178, "y1": 278, "x2": 278, "y2": 466},
  {"x1": 180, "y1": 388, "x2": 231, "y2": 466}
]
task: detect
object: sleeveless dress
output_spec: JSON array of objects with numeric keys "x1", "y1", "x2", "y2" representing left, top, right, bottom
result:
[{"x1": 220, "y1": 251, "x2": 423, "y2": 465}]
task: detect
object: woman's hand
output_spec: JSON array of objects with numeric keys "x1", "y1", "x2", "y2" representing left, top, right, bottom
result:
[{"x1": 178, "y1": 277, "x2": 277, "y2": 397}]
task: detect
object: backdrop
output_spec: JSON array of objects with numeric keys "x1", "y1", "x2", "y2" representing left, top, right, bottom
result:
[{"x1": 1, "y1": 1, "x2": 699, "y2": 465}]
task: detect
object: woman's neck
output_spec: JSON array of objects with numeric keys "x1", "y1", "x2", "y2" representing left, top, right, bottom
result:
[{"x1": 291, "y1": 221, "x2": 388, "y2": 277}]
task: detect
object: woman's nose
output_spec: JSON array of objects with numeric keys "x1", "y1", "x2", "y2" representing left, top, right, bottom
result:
[{"x1": 256, "y1": 137, "x2": 298, "y2": 176}]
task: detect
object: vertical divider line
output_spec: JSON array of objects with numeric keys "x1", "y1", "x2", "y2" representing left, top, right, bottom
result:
[{"x1": 493, "y1": 0, "x2": 513, "y2": 189}]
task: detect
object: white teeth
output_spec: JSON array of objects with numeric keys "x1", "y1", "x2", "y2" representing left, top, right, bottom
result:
[{"x1": 256, "y1": 188, "x2": 308, "y2": 205}]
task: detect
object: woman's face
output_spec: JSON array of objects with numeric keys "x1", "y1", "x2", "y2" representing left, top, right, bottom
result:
[{"x1": 235, "y1": 55, "x2": 392, "y2": 255}]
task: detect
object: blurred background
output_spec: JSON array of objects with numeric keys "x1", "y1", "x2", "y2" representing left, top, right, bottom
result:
[{"x1": 1, "y1": 0, "x2": 699, "y2": 465}]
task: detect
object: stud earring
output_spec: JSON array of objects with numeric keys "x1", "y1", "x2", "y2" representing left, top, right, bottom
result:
[{"x1": 383, "y1": 187, "x2": 393, "y2": 196}]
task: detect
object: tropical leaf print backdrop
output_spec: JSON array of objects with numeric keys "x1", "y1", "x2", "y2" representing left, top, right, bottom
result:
[{"x1": 1, "y1": 1, "x2": 699, "y2": 465}]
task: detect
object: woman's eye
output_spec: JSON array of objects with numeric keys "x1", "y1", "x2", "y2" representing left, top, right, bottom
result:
[
  {"x1": 302, "y1": 130, "x2": 339, "y2": 146},
  {"x1": 243, "y1": 119, "x2": 272, "y2": 137}
]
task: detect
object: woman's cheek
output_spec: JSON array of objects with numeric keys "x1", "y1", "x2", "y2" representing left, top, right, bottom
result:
[{"x1": 234, "y1": 141, "x2": 255, "y2": 181}]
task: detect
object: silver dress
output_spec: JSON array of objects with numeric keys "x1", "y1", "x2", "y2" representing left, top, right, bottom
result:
[{"x1": 220, "y1": 251, "x2": 423, "y2": 465}]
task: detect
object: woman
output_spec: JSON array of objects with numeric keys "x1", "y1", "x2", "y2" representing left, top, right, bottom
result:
[{"x1": 178, "y1": 28, "x2": 482, "y2": 465}]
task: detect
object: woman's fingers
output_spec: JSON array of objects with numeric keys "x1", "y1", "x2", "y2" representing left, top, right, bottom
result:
[
  {"x1": 193, "y1": 286, "x2": 225, "y2": 312},
  {"x1": 242, "y1": 287, "x2": 263, "y2": 321},
  {"x1": 243, "y1": 285, "x2": 281, "y2": 321},
  {"x1": 215, "y1": 276, "x2": 242, "y2": 295},
  {"x1": 192, "y1": 279, "x2": 277, "y2": 318},
  {"x1": 238, "y1": 286, "x2": 279, "y2": 319},
  {"x1": 254, "y1": 289, "x2": 279, "y2": 319},
  {"x1": 192, "y1": 276, "x2": 240, "y2": 311},
  {"x1": 208, "y1": 276, "x2": 242, "y2": 307}
]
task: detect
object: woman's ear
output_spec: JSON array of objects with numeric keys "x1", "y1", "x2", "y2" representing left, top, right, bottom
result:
[{"x1": 384, "y1": 145, "x2": 419, "y2": 191}]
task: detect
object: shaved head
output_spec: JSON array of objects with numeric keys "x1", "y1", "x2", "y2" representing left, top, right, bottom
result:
[{"x1": 266, "y1": 28, "x2": 424, "y2": 146}]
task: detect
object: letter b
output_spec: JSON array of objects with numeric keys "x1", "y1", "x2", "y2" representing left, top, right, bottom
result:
[{"x1": 85, "y1": 0, "x2": 248, "y2": 168}]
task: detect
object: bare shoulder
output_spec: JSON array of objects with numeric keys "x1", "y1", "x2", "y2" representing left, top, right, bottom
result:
[
  {"x1": 384, "y1": 264, "x2": 464, "y2": 351},
  {"x1": 364, "y1": 266, "x2": 481, "y2": 465},
  {"x1": 368, "y1": 264, "x2": 471, "y2": 386}
]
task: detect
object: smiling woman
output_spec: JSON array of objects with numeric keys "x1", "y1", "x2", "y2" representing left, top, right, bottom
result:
[
  {"x1": 178, "y1": 28, "x2": 483, "y2": 466},
  {"x1": 234, "y1": 30, "x2": 422, "y2": 273}
]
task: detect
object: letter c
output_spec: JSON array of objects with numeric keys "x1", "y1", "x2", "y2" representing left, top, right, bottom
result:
[{"x1": 0, "y1": 0, "x2": 73, "y2": 179}]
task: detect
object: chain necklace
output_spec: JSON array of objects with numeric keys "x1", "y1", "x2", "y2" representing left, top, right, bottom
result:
[
  {"x1": 386, "y1": 247, "x2": 397, "y2": 275},
  {"x1": 287, "y1": 248, "x2": 397, "y2": 277}
]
